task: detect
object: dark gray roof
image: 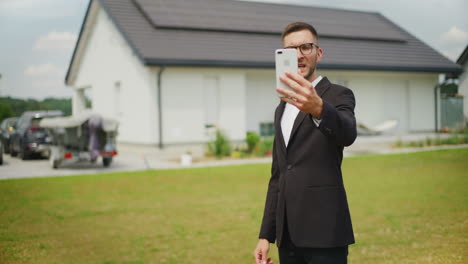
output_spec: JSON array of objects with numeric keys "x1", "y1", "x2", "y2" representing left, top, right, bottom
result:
[
  {"x1": 66, "y1": 0, "x2": 462, "y2": 83},
  {"x1": 134, "y1": 0, "x2": 407, "y2": 42}
]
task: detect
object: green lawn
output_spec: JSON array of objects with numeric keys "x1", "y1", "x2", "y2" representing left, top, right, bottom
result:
[{"x1": 0, "y1": 149, "x2": 467, "y2": 264}]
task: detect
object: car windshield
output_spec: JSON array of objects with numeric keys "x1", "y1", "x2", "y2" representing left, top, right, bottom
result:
[
  {"x1": 31, "y1": 118, "x2": 42, "y2": 127},
  {"x1": 7, "y1": 119, "x2": 17, "y2": 126}
]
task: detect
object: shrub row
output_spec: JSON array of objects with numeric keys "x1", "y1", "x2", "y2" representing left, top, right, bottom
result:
[{"x1": 206, "y1": 130, "x2": 273, "y2": 159}]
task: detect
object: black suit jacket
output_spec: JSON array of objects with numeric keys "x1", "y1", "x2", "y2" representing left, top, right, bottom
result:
[{"x1": 259, "y1": 77, "x2": 357, "y2": 248}]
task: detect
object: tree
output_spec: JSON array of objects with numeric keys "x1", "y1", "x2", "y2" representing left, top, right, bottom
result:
[
  {"x1": 0, "y1": 103, "x2": 14, "y2": 123},
  {"x1": 0, "y1": 96, "x2": 72, "y2": 117}
]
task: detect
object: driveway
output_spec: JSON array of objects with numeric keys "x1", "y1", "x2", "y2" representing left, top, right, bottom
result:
[
  {"x1": 0, "y1": 133, "x2": 463, "y2": 180},
  {"x1": 0, "y1": 152, "x2": 147, "y2": 180},
  {"x1": 0, "y1": 143, "x2": 271, "y2": 180}
]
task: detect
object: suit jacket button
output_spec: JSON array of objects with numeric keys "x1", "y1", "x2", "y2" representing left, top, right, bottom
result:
[{"x1": 287, "y1": 165, "x2": 292, "y2": 170}]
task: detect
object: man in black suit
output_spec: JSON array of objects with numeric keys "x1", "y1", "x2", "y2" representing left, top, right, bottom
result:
[{"x1": 253, "y1": 22, "x2": 357, "y2": 264}]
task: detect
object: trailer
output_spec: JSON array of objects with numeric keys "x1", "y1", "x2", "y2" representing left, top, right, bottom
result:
[{"x1": 40, "y1": 111, "x2": 119, "y2": 169}]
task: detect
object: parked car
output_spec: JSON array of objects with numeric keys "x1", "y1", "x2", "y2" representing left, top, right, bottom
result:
[
  {"x1": 0, "y1": 117, "x2": 19, "y2": 154},
  {"x1": 10, "y1": 111, "x2": 63, "y2": 160}
]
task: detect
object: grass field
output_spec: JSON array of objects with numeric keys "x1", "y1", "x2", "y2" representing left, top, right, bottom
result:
[{"x1": 0, "y1": 149, "x2": 467, "y2": 264}]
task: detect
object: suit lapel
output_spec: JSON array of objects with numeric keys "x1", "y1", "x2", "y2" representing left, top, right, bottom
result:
[
  {"x1": 315, "y1": 77, "x2": 331, "y2": 97},
  {"x1": 274, "y1": 101, "x2": 287, "y2": 153},
  {"x1": 287, "y1": 77, "x2": 331, "y2": 148},
  {"x1": 288, "y1": 111, "x2": 307, "y2": 148}
]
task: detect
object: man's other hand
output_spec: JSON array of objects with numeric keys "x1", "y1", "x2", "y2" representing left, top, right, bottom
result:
[{"x1": 253, "y1": 239, "x2": 274, "y2": 264}]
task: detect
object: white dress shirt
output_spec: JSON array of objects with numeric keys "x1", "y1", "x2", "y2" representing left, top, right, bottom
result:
[{"x1": 281, "y1": 76, "x2": 322, "y2": 147}]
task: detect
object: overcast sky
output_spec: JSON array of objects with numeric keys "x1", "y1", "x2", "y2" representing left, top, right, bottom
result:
[{"x1": 0, "y1": 0, "x2": 467, "y2": 99}]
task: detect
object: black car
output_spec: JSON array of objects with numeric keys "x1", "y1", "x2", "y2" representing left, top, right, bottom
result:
[
  {"x1": 0, "y1": 117, "x2": 18, "y2": 154},
  {"x1": 10, "y1": 111, "x2": 63, "y2": 159}
]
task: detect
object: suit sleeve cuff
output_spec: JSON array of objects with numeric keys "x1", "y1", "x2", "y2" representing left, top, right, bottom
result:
[
  {"x1": 259, "y1": 236, "x2": 275, "y2": 244},
  {"x1": 318, "y1": 100, "x2": 336, "y2": 137},
  {"x1": 312, "y1": 117, "x2": 322, "y2": 127}
]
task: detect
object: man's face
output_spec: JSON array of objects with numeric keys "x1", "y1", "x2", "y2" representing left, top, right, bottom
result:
[{"x1": 283, "y1": 30, "x2": 323, "y2": 82}]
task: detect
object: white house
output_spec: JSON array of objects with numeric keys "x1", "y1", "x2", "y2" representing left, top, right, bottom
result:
[
  {"x1": 65, "y1": 0, "x2": 462, "y2": 147},
  {"x1": 457, "y1": 45, "x2": 468, "y2": 118}
]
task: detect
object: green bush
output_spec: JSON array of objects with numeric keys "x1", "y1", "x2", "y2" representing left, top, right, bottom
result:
[
  {"x1": 446, "y1": 136, "x2": 458, "y2": 145},
  {"x1": 246, "y1": 132, "x2": 260, "y2": 153},
  {"x1": 425, "y1": 137, "x2": 432, "y2": 146},
  {"x1": 394, "y1": 139, "x2": 403, "y2": 148},
  {"x1": 206, "y1": 129, "x2": 232, "y2": 158},
  {"x1": 395, "y1": 131, "x2": 468, "y2": 148},
  {"x1": 257, "y1": 136, "x2": 274, "y2": 156}
]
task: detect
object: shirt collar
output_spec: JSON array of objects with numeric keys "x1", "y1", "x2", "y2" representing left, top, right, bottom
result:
[{"x1": 311, "y1": 75, "x2": 323, "y2": 87}]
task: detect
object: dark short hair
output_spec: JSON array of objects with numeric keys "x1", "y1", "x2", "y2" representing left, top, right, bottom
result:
[{"x1": 281, "y1": 22, "x2": 319, "y2": 41}]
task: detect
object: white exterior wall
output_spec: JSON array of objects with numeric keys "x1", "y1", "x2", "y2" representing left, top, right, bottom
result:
[
  {"x1": 407, "y1": 77, "x2": 437, "y2": 131},
  {"x1": 71, "y1": 4, "x2": 158, "y2": 144},
  {"x1": 245, "y1": 70, "x2": 278, "y2": 133},
  {"x1": 320, "y1": 70, "x2": 438, "y2": 132},
  {"x1": 155, "y1": 67, "x2": 247, "y2": 144},
  {"x1": 245, "y1": 70, "x2": 439, "y2": 134},
  {"x1": 458, "y1": 62, "x2": 468, "y2": 118}
]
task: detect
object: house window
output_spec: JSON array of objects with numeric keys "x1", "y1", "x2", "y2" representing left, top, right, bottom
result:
[
  {"x1": 73, "y1": 86, "x2": 92, "y2": 114},
  {"x1": 84, "y1": 88, "x2": 93, "y2": 108},
  {"x1": 260, "y1": 122, "x2": 274, "y2": 136}
]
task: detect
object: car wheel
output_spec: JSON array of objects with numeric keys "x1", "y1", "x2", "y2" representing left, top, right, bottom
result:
[
  {"x1": 4, "y1": 141, "x2": 10, "y2": 154},
  {"x1": 10, "y1": 146, "x2": 17, "y2": 157},
  {"x1": 19, "y1": 147, "x2": 28, "y2": 160},
  {"x1": 102, "y1": 157, "x2": 112, "y2": 167},
  {"x1": 52, "y1": 159, "x2": 61, "y2": 169}
]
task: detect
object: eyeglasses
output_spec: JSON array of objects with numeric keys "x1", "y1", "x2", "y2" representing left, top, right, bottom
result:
[{"x1": 284, "y1": 43, "x2": 319, "y2": 55}]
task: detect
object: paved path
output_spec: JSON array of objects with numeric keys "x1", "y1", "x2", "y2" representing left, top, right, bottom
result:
[{"x1": 0, "y1": 133, "x2": 466, "y2": 180}]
